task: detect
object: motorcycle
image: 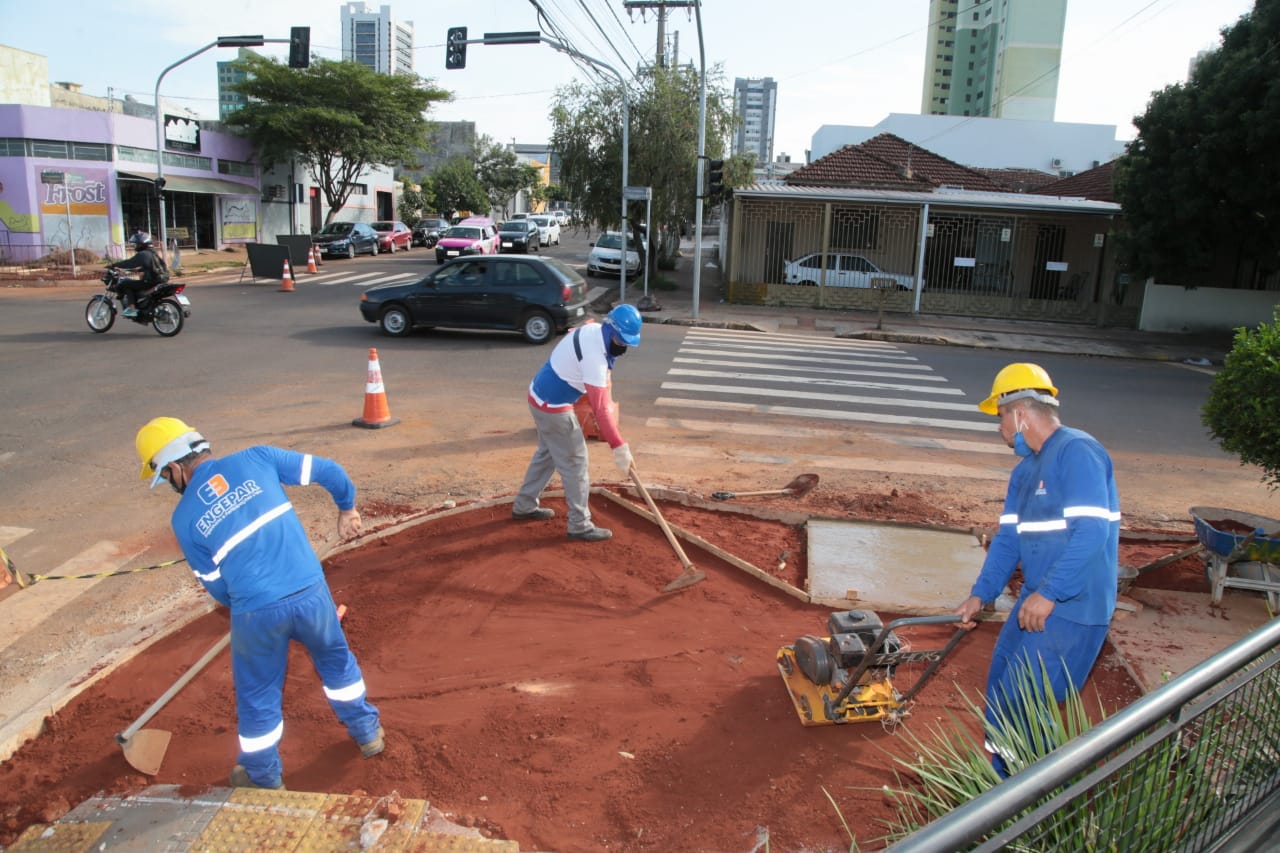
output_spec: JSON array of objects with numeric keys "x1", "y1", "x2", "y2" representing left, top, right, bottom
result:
[{"x1": 86, "y1": 268, "x2": 192, "y2": 337}]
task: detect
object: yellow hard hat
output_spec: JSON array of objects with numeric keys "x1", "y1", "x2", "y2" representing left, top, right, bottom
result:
[
  {"x1": 978, "y1": 363, "x2": 1059, "y2": 415},
  {"x1": 135, "y1": 417, "x2": 207, "y2": 487}
]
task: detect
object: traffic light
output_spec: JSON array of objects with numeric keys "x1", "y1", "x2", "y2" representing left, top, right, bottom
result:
[
  {"x1": 706, "y1": 158, "x2": 725, "y2": 200},
  {"x1": 446, "y1": 27, "x2": 468, "y2": 70},
  {"x1": 289, "y1": 26, "x2": 310, "y2": 69}
]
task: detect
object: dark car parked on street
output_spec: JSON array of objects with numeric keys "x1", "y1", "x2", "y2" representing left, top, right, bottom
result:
[
  {"x1": 497, "y1": 219, "x2": 541, "y2": 254},
  {"x1": 411, "y1": 217, "x2": 451, "y2": 247},
  {"x1": 311, "y1": 221, "x2": 380, "y2": 259},
  {"x1": 358, "y1": 255, "x2": 589, "y2": 344}
]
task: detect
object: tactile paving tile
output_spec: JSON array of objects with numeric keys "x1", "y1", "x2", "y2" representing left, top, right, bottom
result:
[
  {"x1": 294, "y1": 792, "x2": 427, "y2": 851},
  {"x1": 405, "y1": 833, "x2": 521, "y2": 853},
  {"x1": 190, "y1": 788, "x2": 328, "y2": 851},
  {"x1": 8, "y1": 821, "x2": 110, "y2": 851}
]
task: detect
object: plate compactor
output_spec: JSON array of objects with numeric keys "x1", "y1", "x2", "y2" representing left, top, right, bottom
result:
[{"x1": 777, "y1": 610, "x2": 969, "y2": 726}]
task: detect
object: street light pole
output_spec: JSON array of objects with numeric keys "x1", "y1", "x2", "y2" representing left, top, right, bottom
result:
[
  {"x1": 480, "y1": 32, "x2": 631, "y2": 302},
  {"x1": 152, "y1": 35, "x2": 265, "y2": 262},
  {"x1": 692, "y1": 1, "x2": 706, "y2": 320}
]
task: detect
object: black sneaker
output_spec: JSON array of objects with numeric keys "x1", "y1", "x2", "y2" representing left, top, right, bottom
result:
[
  {"x1": 512, "y1": 507, "x2": 555, "y2": 521},
  {"x1": 568, "y1": 527, "x2": 612, "y2": 542}
]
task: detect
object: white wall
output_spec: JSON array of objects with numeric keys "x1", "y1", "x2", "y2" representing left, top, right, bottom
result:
[
  {"x1": 1139, "y1": 281, "x2": 1278, "y2": 333},
  {"x1": 0, "y1": 45, "x2": 51, "y2": 106}
]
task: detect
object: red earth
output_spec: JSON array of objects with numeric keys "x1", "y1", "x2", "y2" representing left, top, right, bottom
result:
[{"x1": 0, "y1": 488, "x2": 1204, "y2": 852}]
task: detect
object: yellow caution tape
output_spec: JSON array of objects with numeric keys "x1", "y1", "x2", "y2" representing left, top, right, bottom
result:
[{"x1": 26, "y1": 557, "x2": 187, "y2": 585}]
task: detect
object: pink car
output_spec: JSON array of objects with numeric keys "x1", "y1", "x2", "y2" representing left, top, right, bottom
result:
[{"x1": 435, "y1": 217, "x2": 498, "y2": 263}]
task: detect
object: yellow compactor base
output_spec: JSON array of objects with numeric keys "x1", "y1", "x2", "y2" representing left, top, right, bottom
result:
[{"x1": 776, "y1": 646, "x2": 905, "y2": 726}]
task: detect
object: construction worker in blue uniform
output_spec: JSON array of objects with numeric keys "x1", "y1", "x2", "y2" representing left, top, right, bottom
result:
[
  {"x1": 956, "y1": 363, "x2": 1120, "y2": 777},
  {"x1": 135, "y1": 417, "x2": 383, "y2": 790},
  {"x1": 513, "y1": 304, "x2": 642, "y2": 541}
]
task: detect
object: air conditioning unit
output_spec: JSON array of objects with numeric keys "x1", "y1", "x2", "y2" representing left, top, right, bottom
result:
[{"x1": 1049, "y1": 158, "x2": 1063, "y2": 170}]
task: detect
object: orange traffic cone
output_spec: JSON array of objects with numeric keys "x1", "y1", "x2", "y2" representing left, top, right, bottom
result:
[
  {"x1": 352, "y1": 348, "x2": 399, "y2": 429},
  {"x1": 306, "y1": 246, "x2": 318, "y2": 274},
  {"x1": 279, "y1": 259, "x2": 295, "y2": 292}
]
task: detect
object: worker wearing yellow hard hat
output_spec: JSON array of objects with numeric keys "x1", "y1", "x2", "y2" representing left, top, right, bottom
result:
[{"x1": 957, "y1": 363, "x2": 1120, "y2": 777}]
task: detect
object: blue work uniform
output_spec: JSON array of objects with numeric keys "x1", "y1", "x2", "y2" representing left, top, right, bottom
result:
[
  {"x1": 170, "y1": 446, "x2": 380, "y2": 788},
  {"x1": 969, "y1": 426, "x2": 1120, "y2": 775}
]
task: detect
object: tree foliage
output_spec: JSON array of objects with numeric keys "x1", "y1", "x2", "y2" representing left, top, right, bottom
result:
[
  {"x1": 1202, "y1": 310, "x2": 1280, "y2": 490},
  {"x1": 1114, "y1": 1, "x2": 1280, "y2": 283},
  {"x1": 397, "y1": 176, "x2": 427, "y2": 226},
  {"x1": 550, "y1": 63, "x2": 738, "y2": 258},
  {"x1": 226, "y1": 56, "x2": 450, "y2": 224},
  {"x1": 429, "y1": 156, "x2": 489, "y2": 219},
  {"x1": 472, "y1": 136, "x2": 543, "y2": 218}
]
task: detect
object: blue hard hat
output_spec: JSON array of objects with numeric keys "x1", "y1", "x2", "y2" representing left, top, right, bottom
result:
[{"x1": 605, "y1": 304, "x2": 642, "y2": 346}]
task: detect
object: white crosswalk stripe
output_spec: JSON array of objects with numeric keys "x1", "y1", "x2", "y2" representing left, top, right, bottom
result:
[{"x1": 652, "y1": 328, "x2": 997, "y2": 446}]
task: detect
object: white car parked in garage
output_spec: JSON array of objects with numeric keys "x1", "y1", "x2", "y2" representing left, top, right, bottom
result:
[{"x1": 782, "y1": 252, "x2": 916, "y2": 289}]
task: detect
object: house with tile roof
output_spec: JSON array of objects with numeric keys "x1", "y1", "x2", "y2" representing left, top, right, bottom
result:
[{"x1": 719, "y1": 134, "x2": 1135, "y2": 327}]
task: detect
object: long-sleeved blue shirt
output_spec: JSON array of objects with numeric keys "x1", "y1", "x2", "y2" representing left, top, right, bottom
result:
[
  {"x1": 970, "y1": 426, "x2": 1121, "y2": 626},
  {"x1": 170, "y1": 446, "x2": 355, "y2": 613}
]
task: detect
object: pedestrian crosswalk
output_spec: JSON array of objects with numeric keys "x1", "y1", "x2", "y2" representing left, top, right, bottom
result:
[
  {"x1": 647, "y1": 328, "x2": 1007, "y2": 470},
  {"x1": 206, "y1": 270, "x2": 423, "y2": 287}
]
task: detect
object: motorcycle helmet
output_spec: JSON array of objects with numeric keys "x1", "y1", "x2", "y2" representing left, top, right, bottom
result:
[
  {"x1": 603, "y1": 303, "x2": 642, "y2": 347},
  {"x1": 131, "y1": 232, "x2": 153, "y2": 250},
  {"x1": 135, "y1": 416, "x2": 209, "y2": 487}
]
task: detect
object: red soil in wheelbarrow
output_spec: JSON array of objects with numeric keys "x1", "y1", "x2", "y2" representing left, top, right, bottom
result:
[{"x1": 0, "y1": 494, "x2": 1146, "y2": 852}]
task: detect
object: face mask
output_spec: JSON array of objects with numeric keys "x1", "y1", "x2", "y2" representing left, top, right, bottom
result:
[
  {"x1": 1012, "y1": 416, "x2": 1033, "y2": 457},
  {"x1": 608, "y1": 341, "x2": 628, "y2": 358},
  {"x1": 166, "y1": 465, "x2": 187, "y2": 495}
]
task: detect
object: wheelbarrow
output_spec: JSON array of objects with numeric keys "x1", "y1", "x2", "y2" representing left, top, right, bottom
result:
[{"x1": 1188, "y1": 506, "x2": 1280, "y2": 611}]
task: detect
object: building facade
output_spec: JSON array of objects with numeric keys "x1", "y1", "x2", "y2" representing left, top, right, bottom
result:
[
  {"x1": 921, "y1": 0, "x2": 1067, "y2": 121},
  {"x1": 731, "y1": 77, "x2": 777, "y2": 166},
  {"x1": 216, "y1": 48, "x2": 259, "y2": 122},
  {"x1": 341, "y1": 2, "x2": 415, "y2": 76}
]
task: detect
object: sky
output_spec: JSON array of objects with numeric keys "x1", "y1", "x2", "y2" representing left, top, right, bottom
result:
[{"x1": 2, "y1": 0, "x2": 1257, "y2": 162}]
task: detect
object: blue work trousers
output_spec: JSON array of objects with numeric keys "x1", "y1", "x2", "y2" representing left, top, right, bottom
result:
[
  {"x1": 230, "y1": 582, "x2": 380, "y2": 787},
  {"x1": 984, "y1": 606, "x2": 1108, "y2": 777}
]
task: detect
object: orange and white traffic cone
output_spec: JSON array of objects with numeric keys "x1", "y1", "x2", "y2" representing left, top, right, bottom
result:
[
  {"x1": 352, "y1": 348, "x2": 399, "y2": 429},
  {"x1": 279, "y1": 258, "x2": 295, "y2": 292},
  {"x1": 306, "y1": 246, "x2": 318, "y2": 274}
]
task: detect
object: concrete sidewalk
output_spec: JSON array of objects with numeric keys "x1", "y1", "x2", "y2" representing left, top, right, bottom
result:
[{"x1": 594, "y1": 236, "x2": 1234, "y2": 366}]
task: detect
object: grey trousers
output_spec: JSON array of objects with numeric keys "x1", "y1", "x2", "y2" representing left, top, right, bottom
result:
[{"x1": 515, "y1": 402, "x2": 593, "y2": 534}]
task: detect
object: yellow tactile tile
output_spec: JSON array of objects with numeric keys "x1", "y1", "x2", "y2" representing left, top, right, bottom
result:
[
  {"x1": 405, "y1": 832, "x2": 521, "y2": 853},
  {"x1": 191, "y1": 788, "x2": 328, "y2": 850},
  {"x1": 295, "y1": 793, "x2": 427, "y2": 851},
  {"x1": 7, "y1": 821, "x2": 110, "y2": 851}
]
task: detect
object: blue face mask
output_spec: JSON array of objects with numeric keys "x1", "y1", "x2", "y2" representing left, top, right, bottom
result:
[{"x1": 1013, "y1": 431, "x2": 1033, "y2": 457}]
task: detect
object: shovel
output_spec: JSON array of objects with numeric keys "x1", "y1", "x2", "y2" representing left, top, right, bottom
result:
[
  {"x1": 711, "y1": 473, "x2": 819, "y2": 502},
  {"x1": 629, "y1": 464, "x2": 707, "y2": 593},
  {"x1": 116, "y1": 631, "x2": 230, "y2": 775}
]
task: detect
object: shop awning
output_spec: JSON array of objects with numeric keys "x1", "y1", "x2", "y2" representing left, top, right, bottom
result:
[{"x1": 117, "y1": 171, "x2": 257, "y2": 196}]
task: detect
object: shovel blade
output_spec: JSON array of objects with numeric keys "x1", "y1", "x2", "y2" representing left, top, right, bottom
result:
[
  {"x1": 120, "y1": 728, "x2": 172, "y2": 776},
  {"x1": 662, "y1": 569, "x2": 707, "y2": 593}
]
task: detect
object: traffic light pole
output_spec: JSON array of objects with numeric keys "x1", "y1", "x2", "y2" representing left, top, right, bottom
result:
[
  {"x1": 475, "y1": 31, "x2": 632, "y2": 302},
  {"x1": 691, "y1": 1, "x2": 706, "y2": 320}
]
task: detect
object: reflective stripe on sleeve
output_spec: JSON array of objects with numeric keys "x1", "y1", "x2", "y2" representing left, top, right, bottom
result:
[
  {"x1": 324, "y1": 677, "x2": 367, "y2": 703},
  {"x1": 1016, "y1": 519, "x2": 1068, "y2": 533},
  {"x1": 194, "y1": 567, "x2": 221, "y2": 583},
  {"x1": 212, "y1": 502, "x2": 293, "y2": 565},
  {"x1": 999, "y1": 513, "x2": 1019, "y2": 525},
  {"x1": 1064, "y1": 505, "x2": 1122, "y2": 522},
  {"x1": 300, "y1": 454, "x2": 313, "y2": 486},
  {"x1": 239, "y1": 720, "x2": 283, "y2": 753}
]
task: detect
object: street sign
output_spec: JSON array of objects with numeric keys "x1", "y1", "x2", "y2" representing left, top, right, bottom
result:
[
  {"x1": 41, "y1": 170, "x2": 65, "y2": 184},
  {"x1": 623, "y1": 186, "x2": 651, "y2": 201}
]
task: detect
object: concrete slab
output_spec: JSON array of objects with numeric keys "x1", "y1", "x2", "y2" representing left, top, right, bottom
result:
[
  {"x1": 807, "y1": 519, "x2": 987, "y2": 613},
  {"x1": 1107, "y1": 587, "x2": 1275, "y2": 693}
]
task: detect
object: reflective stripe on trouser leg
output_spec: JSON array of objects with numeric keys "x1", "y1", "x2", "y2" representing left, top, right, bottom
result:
[
  {"x1": 230, "y1": 601, "x2": 295, "y2": 787},
  {"x1": 290, "y1": 583, "x2": 380, "y2": 745},
  {"x1": 518, "y1": 404, "x2": 592, "y2": 533}
]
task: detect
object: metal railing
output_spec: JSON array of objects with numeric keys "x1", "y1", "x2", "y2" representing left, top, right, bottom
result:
[{"x1": 888, "y1": 616, "x2": 1280, "y2": 852}]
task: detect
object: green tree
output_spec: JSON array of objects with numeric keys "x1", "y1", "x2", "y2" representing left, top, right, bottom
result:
[
  {"x1": 430, "y1": 156, "x2": 488, "y2": 220},
  {"x1": 397, "y1": 176, "x2": 427, "y2": 227},
  {"x1": 227, "y1": 56, "x2": 450, "y2": 224},
  {"x1": 472, "y1": 136, "x2": 543, "y2": 218},
  {"x1": 1202, "y1": 310, "x2": 1280, "y2": 490},
  {"x1": 1114, "y1": 1, "x2": 1280, "y2": 283},
  {"x1": 550, "y1": 64, "x2": 738, "y2": 262}
]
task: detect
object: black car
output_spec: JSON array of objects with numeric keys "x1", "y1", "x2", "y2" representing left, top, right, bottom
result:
[
  {"x1": 358, "y1": 255, "x2": 589, "y2": 344},
  {"x1": 497, "y1": 219, "x2": 541, "y2": 254},
  {"x1": 411, "y1": 217, "x2": 451, "y2": 247},
  {"x1": 311, "y1": 221, "x2": 379, "y2": 259}
]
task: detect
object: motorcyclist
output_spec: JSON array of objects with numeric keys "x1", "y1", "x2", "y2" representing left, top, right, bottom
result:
[{"x1": 109, "y1": 233, "x2": 165, "y2": 318}]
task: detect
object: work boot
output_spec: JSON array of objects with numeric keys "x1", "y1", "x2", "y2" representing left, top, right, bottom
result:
[
  {"x1": 568, "y1": 527, "x2": 612, "y2": 542},
  {"x1": 359, "y1": 725, "x2": 385, "y2": 759},
  {"x1": 229, "y1": 765, "x2": 285, "y2": 790},
  {"x1": 512, "y1": 507, "x2": 555, "y2": 521}
]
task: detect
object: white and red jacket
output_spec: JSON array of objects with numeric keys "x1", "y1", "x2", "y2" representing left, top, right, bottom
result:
[{"x1": 527, "y1": 322, "x2": 623, "y2": 448}]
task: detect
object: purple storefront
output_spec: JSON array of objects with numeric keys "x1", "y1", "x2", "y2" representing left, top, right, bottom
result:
[{"x1": 0, "y1": 104, "x2": 259, "y2": 262}]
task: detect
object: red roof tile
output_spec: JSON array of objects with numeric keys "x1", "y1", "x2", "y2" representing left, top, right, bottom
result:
[
  {"x1": 1033, "y1": 161, "x2": 1116, "y2": 202},
  {"x1": 785, "y1": 133, "x2": 1002, "y2": 192}
]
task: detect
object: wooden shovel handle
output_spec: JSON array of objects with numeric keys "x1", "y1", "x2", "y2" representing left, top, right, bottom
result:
[{"x1": 629, "y1": 465, "x2": 695, "y2": 573}]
